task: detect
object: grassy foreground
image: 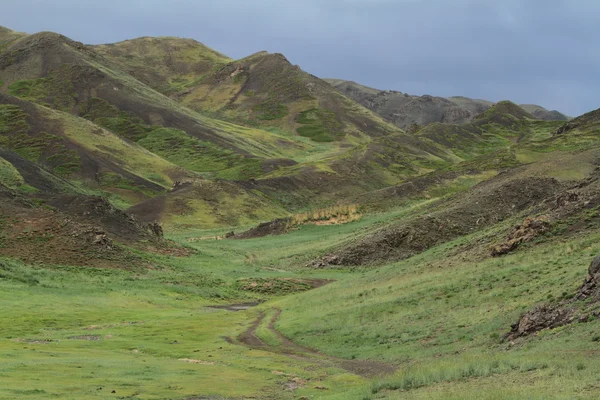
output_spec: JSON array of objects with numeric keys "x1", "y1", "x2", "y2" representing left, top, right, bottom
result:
[{"x1": 1, "y1": 199, "x2": 600, "y2": 399}]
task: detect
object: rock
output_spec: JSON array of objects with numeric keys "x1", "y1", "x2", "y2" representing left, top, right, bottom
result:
[
  {"x1": 309, "y1": 254, "x2": 340, "y2": 269},
  {"x1": 145, "y1": 222, "x2": 164, "y2": 239},
  {"x1": 508, "y1": 305, "x2": 574, "y2": 339},
  {"x1": 491, "y1": 216, "x2": 550, "y2": 256},
  {"x1": 589, "y1": 253, "x2": 600, "y2": 276}
]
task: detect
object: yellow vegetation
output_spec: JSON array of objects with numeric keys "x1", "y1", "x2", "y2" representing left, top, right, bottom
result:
[{"x1": 292, "y1": 204, "x2": 360, "y2": 226}]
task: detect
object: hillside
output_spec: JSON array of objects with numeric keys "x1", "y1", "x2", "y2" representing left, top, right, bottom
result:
[
  {"x1": 325, "y1": 79, "x2": 494, "y2": 128},
  {"x1": 521, "y1": 103, "x2": 570, "y2": 121},
  {"x1": 326, "y1": 78, "x2": 569, "y2": 128},
  {"x1": 92, "y1": 36, "x2": 232, "y2": 95},
  {"x1": 177, "y1": 52, "x2": 402, "y2": 141},
  {"x1": 0, "y1": 30, "x2": 306, "y2": 181}
]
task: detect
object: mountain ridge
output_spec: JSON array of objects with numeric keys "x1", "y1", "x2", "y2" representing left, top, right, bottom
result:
[{"x1": 325, "y1": 78, "x2": 570, "y2": 128}]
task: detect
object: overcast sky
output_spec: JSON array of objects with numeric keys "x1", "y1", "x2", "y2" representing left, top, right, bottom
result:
[{"x1": 2, "y1": 0, "x2": 598, "y2": 116}]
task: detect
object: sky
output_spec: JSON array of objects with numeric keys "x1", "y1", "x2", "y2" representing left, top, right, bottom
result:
[{"x1": 2, "y1": 0, "x2": 599, "y2": 116}]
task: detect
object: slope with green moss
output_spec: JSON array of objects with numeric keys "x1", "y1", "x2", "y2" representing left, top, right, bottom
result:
[
  {"x1": 178, "y1": 52, "x2": 403, "y2": 143},
  {"x1": 0, "y1": 29, "x2": 304, "y2": 180},
  {"x1": 0, "y1": 93, "x2": 189, "y2": 205},
  {"x1": 127, "y1": 180, "x2": 289, "y2": 229},
  {"x1": 92, "y1": 36, "x2": 232, "y2": 95}
]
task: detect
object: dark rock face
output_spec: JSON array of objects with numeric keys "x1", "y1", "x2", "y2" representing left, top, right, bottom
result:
[
  {"x1": 589, "y1": 254, "x2": 600, "y2": 276},
  {"x1": 145, "y1": 222, "x2": 164, "y2": 239},
  {"x1": 509, "y1": 305, "x2": 575, "y2": 338}
]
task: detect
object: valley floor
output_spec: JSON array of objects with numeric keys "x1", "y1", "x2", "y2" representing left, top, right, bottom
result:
[{"x1": 1, "y1": 200, "x2": 600, "y2": 399}]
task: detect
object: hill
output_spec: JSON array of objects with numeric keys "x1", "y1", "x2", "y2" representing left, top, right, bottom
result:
[
  {"x1": 176, "y1": 52, "x2": 404, "y2": 142},
  {"x1": 521, "y1": 103, "x2": 570, "y2": 121},
  {"x1": 325, "y1": 79, "x2": 495, "y2": 128},
  {"x1": 326, "y1": 78, "x2": 569, "y2": 128},
  {"x1": 0, "y1": 30, "x2": 306, "y2": 182},
  {"x1": 92, "y1": 36, "x2": 232, "y2": 95}
]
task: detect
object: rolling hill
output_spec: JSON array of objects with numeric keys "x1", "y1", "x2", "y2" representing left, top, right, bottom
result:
[{"x1": 326, "y1": 78, "x2": 569, "y2": 128}]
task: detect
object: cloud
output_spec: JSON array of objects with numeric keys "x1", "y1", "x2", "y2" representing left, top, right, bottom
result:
[{"x1": 1, "y1": 0, "x2": 598, "y2": 115}]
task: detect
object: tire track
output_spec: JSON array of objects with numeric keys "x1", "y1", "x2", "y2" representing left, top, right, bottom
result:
[{"x1": 238, "y1": 308, "x2": 396, "y2": 378}]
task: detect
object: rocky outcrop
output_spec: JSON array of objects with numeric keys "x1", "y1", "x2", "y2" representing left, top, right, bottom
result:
[
  {"x1": 491, "y1": 216, "x2": 550, "y2": 256},
  {"x1": 507, "y1": 254, "x2": 600, "y2": 339}
]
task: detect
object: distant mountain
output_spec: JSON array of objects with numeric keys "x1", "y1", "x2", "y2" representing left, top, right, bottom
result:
[
  {"x1": 520, "y1": 104, "x2": 570, "y2": 121},
  {"x1": 325, "y1": 79, "x2": 569, "y2": 128}
]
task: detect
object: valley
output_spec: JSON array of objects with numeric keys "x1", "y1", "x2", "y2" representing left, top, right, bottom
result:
[{"x1": 0, "y1": 23, "x2": 599, "y2": 400}]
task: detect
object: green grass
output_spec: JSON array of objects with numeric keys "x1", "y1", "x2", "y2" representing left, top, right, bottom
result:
[
  {"x1": 137, "y1": 127, "x2": 265, "y2": 180},
  {"x1": 1, "y1": 186, "x2": 600, "y2": 398},
  {"x1": 8, "y1": 65, "x2": 78, "y2": 112},
  {"x1": 296, "y1": 108, "x2": 345, "y2": 142},
  {"x1": 272, "y1": 222, "x2": 600, "y2": 398},
  {"x1": 0, "y1": 235, "x2": 363, "y2": 399},
  {"x1": 98, "y1": 172, "x2": 159, "y2": 197},
  {"x1": 254, "y1": 100, "x2": 288, "y2": 120},
  {"x1": 0, "y1": 156, "x2": 25, "y2": 188}
]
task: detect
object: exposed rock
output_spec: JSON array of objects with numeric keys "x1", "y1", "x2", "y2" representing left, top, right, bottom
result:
[
  {"x1": 491, "y1": 216, "x2": 550, "y2": 256},
  {"x1": 588, "y1": 253, "x2": 600, "y2": 277},
  {"x1": 313, "y1": 176, "x2": 562, "y2": 267},
  {"x1": 509, "y1": 305, "x2": 575, "y2": 338},
  {"x1": 309, "y1": 255, "x2": 340, "y2": 269},
  {"x1": 145, "y1": 222, "x2": 164, "y2": 239}
]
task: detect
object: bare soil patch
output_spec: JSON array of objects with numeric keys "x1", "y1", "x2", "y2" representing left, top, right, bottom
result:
[{"x1": 238, "y1": 308, "x2": 395, "y2": 378}]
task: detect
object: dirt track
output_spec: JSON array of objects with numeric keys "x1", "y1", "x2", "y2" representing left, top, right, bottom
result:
[{"x1": 238, "y1": 308, "x2": 396, "y2": 378}]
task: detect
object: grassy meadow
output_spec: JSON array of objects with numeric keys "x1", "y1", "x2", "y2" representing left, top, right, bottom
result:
[{"x1": 1, "y1": 191, "x2": 600, "y2": 399}]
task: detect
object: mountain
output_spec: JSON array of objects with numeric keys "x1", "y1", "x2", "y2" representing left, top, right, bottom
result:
[
  {"x1": 325, "y1": 79, "x2": 494, "y2": 128},
  {"x1": 326, "y1": 78, "x2": 569, "y2": 128},
  {"x1": 520, "y1": 103, "x2": 570, "y2": 121},
  {"x1": 176, "y1": 52, "x2": 403, "y2": 141}
]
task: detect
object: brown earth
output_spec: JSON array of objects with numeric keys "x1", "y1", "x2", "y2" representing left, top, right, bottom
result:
[
  {"x1": 0, "y1": 183, "x2": 183, "y2": 268},
  {"x1": 207, "y1": 301, "x2": 264, "y2": 312},
  {"x1": 231, "y1": 218, "x2": 291, "y2": 239},
  {"x1": 313, "y1": 173, "x2": 563, "y2": 267},
  {"x1": 0, "y1": 196, "x2": 138, "y2": 268},
  {"x1": 236, "y1": 278, "x2": 333, "y2": 295},
  {"x1": 238, "y1": 308, "x2": 396, "y2": 378}
]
